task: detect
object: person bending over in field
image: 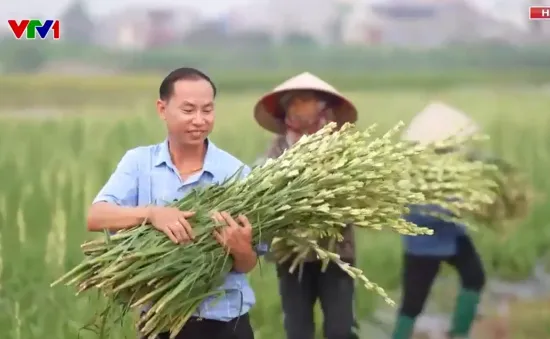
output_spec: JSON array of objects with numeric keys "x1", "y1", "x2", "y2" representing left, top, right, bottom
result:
[
  {"x1": 253, "y1": 72, "x2": 359, "y2": 339},
  {"x1": 392, "y1": 102, "x2": 487, "y2": 339},
  {"x1": 86, "y1": 67, "x2": 266, "y2": 339}
]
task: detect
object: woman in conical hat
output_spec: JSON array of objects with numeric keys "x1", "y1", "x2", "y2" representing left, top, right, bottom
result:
[
  {"x1": 254, "y1": 72, "x2": 359, "y2": 339},
  {"x1": 253, "y1": 72, "x2": 357, "y2": 141},
  {"x1": 392, "y1": 101, "x2": 487, "y2": 339}
]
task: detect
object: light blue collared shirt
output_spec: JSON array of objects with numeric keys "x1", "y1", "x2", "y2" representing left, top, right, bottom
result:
[{"x1": 93, "y1": 139, "x2": 266, "y2": 321}]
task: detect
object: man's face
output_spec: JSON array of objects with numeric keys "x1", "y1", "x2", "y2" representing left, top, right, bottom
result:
[{"x1": 156, "y1": 78, "x2": 215, "y2": 146}]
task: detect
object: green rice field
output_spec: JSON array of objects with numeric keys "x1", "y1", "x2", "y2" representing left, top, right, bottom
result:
[{"x1": 1, "y1": 83, "x2": 549, "y2": 338}]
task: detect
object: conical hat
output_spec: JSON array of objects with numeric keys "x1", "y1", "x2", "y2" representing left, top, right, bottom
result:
[
  {"x1": 253, "y1": 72, "x2": 358, "y2": 134},
  {"x1": 401, "y1": 101, "x2": 480, "y2": 145}
]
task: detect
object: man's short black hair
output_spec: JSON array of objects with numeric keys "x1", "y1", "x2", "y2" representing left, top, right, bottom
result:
[{"x1": 159, "y1": 67, "x2": 217, "y2": 101}]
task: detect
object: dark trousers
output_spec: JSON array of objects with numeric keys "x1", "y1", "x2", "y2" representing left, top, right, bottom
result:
[
  {"x1": 277, "y1": 260, "x2": 358, "y2": 339},
  {"x1": 149, "y1": 313, "x2": 254, "y2": 339},
  {"x1": 399, "y1": 236, "x2": 486, "y2": 318}
]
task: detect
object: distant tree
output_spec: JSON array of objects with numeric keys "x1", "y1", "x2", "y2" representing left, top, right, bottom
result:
[
  {"x1": 329, "y1": 2, "x2": 352, "y2": 45},
  {"x1": 230, "y1": 31, "x2": 273, "y2": 48},
  {"x1": 182, "y1": 21, "x2": 229, "y2": 47},
  {"x1": 0, "y1": 41, "x2": 48, "y2": 73},
  {"x1": 59, "y1": 0, "x2": 94, "y2": 44},
  {"x1": 283, "y1": 33, "x2": 318, "y2": 47}
]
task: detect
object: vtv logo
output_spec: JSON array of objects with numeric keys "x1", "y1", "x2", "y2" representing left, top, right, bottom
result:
[{"x1": 8, "y1": 19, "x2": 61, "y2": 40}]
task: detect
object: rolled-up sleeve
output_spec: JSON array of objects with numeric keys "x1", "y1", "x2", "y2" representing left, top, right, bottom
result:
[
  {"x1": 93, "y1": 150, "x2": 139, "y2": 207},
  {"x1": 240, "y1": 165, "x2": 251, "y2": 179}
]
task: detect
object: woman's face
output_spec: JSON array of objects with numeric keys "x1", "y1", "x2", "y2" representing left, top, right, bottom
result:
[{"x1": 283, "y1": 91, "x2": 329, "y2": 142}]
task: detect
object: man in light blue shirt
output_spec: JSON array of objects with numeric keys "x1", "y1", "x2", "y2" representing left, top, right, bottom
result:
[{"x1": 86, "y1": 67, "x2": 263, "y2": 339}]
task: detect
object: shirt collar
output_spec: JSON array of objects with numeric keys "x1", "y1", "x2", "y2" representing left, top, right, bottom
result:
[{"x1": 154, "y1": 138, "x2": 221, "y2": 177}]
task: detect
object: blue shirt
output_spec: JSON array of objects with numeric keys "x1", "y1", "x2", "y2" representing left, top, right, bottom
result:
[
  {"x1": 93, "y1": 139, "x2": 265, "y2": 321},
  {"x1": 402, "y1": 204, "x2": 467, "y2": 256}
]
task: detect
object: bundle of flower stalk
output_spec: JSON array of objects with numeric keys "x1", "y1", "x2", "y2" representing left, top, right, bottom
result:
[
  {"x1": 51, "y1": 122, "x2": 499, "y2": 339},
  {"x1": 466, "y1": 154, "x2": 533, "y2": 228}
]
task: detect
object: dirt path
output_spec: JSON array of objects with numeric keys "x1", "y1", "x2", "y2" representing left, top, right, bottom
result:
[{"x1": 361, "y1": 262, "x2": 550, "y2": 339}]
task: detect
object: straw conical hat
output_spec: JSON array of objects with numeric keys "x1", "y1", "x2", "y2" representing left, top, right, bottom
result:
[
  {"x1": 254, "y1": 72, "x2": 358, "y2": 134},
  {"x1": 401, "y1": 101, "x2": 480, "y2": 145}
]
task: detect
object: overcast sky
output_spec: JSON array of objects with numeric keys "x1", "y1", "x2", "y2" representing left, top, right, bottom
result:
[
  {"x1": 0, "y1": 0, "x2": 528, "y2": 28},
  {"x1": 3, "y1": 0, "x2": 255, "y2": 20}
]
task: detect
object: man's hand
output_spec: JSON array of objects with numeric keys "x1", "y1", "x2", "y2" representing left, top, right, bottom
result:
[
  {"x1": 212, "y1": 212, "x2": 253, "y2": 256},
  {"x1": 212, "y1": 211, "x2": 257, "y2": 273},
  {"x1": 148, "y1": 206, "x2": 195, "y2": 244}
]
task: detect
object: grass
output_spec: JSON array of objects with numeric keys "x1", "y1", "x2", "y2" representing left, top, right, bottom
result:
[{"x1": 0, "y1": 86, "x2": 549, "y2": 338}]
